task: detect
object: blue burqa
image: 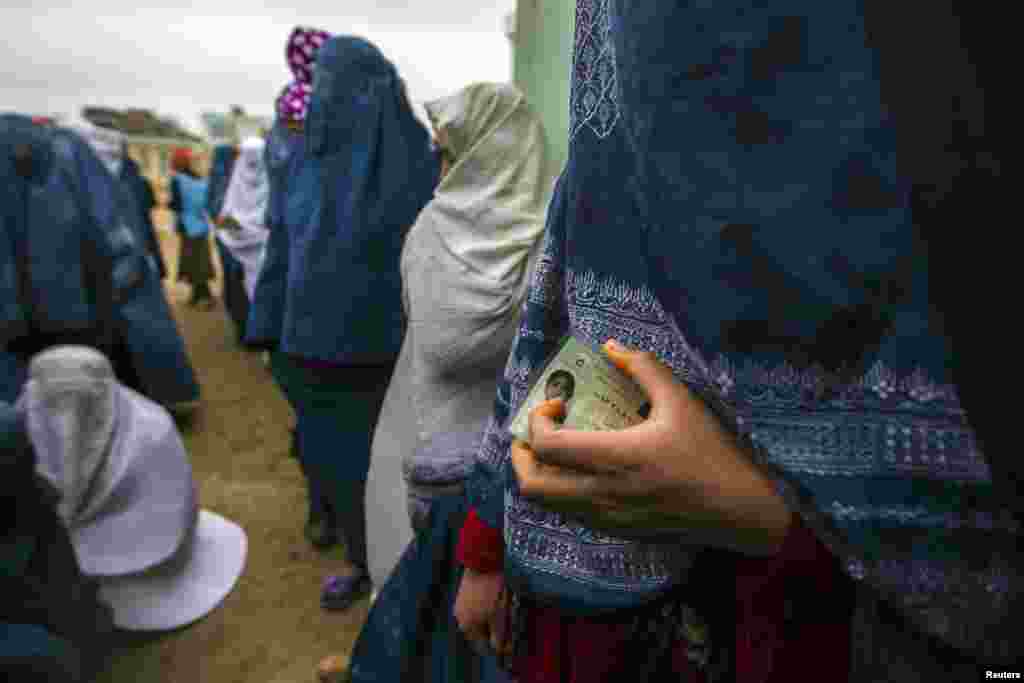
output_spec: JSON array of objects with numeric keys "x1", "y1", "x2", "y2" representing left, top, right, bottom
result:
[
  {"x1": 464, "y1": 0, "x2": 1018, "y2": 677},
  {"x1": 1, "y1": 114, "x2": 199, "y2": 406}
]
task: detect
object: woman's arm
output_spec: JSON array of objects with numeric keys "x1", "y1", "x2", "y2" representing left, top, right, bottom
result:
[{"x1": 454, "y1": 507, "x2": 512, "y2": 658}]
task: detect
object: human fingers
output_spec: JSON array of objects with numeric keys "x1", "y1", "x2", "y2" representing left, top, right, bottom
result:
[{"x1": 528, "y1": 399, "x2": 644, "y2": 473}]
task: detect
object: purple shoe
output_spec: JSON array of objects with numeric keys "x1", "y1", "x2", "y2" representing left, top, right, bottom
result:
[{"x1": 321, "y1": 572, "x2": 372, "y2": 611}]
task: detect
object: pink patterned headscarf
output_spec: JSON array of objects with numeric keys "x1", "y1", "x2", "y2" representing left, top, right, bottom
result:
[
  {"x1": 277, "y1": 81, "x2": 314, "y2": 123},
  {"x1": 278, "y1": 26, "x2": 330, "y2": 123}
]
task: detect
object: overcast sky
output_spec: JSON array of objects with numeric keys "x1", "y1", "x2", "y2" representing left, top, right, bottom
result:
[{"x1": 1, "y1": 1, "x2": 515, "y2": 134}]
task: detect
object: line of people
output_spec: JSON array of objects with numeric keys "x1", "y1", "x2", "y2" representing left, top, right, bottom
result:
[
  {"x1": 198, "y1": 25, "x2": 548, "y2": 680},
  {"x1": 239, "y1": 9, "x2": 1016, "y2": 683},
  {"x1": 5, "y1": 0, "x2": 1020, "y2": 679}
]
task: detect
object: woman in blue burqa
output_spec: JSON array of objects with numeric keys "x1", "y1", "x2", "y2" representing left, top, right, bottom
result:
[
  {"x1": 449, "y1": 1, "x2": 1019, "y2": 682},
  {"x1": 1, "y1": 114, "x2": 199, "y2": 408},
  {"x1": 249, "y1": 31, "x2": 439, "y2": 610},
  {"x1": 246, "y1": 24, "x2": 335, "y2": 556},
  {"x1": 67, "y1": 119, "x2": 168, "y2": 282}
]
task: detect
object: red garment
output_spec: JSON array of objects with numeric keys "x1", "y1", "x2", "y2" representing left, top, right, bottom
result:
[
  {"x1": 455, "y1": 508, "x2": 503, "y2": 573},
  {"x1": 457, "y1": 508, "x2": 853, "y2": 683},
  {"x1": 734, "y1": 513, "x2": 854, "y2": 682}
]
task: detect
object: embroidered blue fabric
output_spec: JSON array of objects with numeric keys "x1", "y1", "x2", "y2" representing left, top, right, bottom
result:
[{"x1": 468, "y1": 0, "x2": 1018, "y2": 659}]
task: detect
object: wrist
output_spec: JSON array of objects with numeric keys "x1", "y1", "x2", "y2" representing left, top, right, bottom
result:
[
  {"x1": 717, "y1": 458, "x2": 793, "y2": 556},
  {"x1": 699, "y1": 427, "x2": 793, "y2": 556}
]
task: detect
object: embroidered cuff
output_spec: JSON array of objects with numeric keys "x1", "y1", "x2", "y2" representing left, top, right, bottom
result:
[{"x1": 456, "y1": 507, "x2": 504, "y2": 574}]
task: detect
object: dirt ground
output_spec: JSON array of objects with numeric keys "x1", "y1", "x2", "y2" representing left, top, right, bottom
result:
[{"x1": 96, "y1": 224, "x2": 369, "y2": 683}]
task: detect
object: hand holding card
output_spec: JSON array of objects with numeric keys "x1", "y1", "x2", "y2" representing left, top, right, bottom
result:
[{"x1": 509, "y1": 336, "x2": 650, "y2": 445}]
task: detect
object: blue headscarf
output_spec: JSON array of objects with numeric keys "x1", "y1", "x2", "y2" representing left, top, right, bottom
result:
[
  {"x1": 205, "y1": 144, "x2": 237, "y2": 218},
  {"x1": 244, "y1": 115, "x2": 316, "y2": 350},
  {"x1": 0, "y1": 114, "x2": 132, "y2": 333},
  {"x1": 471, "y1": 0, "x2": 1016, "y2": 661},
  {"x1": 279, "y1": 35, "x2": 439, "y2": 364}
]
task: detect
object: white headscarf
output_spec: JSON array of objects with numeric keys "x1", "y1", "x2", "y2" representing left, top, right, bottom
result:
[
  {"x1": 421, "y1": 82, "x2": 548, "y2": 291},
  {"x1": 367, "y1": 83, "x2": 549, "y2": 586},
  {"x1": 217, "y1": 136, "x2": 270, "y2": 300},
  {"x1": 219, "y1": 136, "x2": 269, "y2": 236},
  {"x1": 66, "y1": 115, "x2": 125, "y2": 177},
  {"x1": 402, "y1": 82, "x2": 549, "y2": 381},
  {"x1": 21, "y1": 346, "x2": 118, "y2": 527}
]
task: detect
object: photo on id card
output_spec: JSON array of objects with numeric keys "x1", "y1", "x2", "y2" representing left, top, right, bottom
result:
[{"x1": 508, "y1": 335, "x2": 652, "y2": 446}]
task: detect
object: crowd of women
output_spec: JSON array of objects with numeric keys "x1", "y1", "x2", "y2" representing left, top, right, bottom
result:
[
  {"x1": 4, "y1": 0, "x2": 1022, "y2": 680},
  {"x1": 1, "y1": 100, "x2": 244, "y2": 681}
]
